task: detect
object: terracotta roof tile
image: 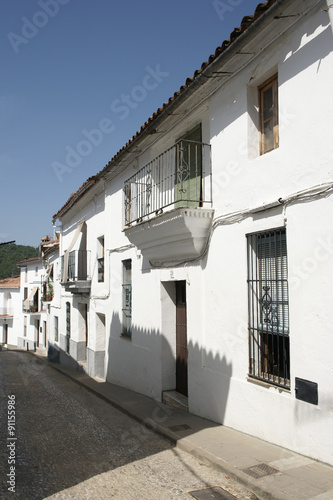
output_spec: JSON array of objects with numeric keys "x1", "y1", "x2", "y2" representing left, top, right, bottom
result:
[
  {"x1": 17, "y1": 257, "x2": 41, "y2": 265},
  {"x1": 53, "y1": 176, "x2": 97, "y2": 220},
  {"x1": 0, "y1": 276, "x2": 20, "y2": 288}
]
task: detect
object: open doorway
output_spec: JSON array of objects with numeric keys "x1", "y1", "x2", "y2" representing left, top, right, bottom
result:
[
  {"x1": 176, "y1": 281, "x2": 188, "y2": 396},
  {"x1": 161, "y1": 280, "x2": 188, "y2": 408},
  {"x1": 4, "y1": 323, "x2": 8, "y2": 344}
]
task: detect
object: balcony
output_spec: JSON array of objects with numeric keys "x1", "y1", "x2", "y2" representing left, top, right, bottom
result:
[
  {"x1": 22, "y1": 286, "x2": 40, "y2": 314},
  {"x1": 42, "y1": 279, "x2": 54, "y2": 302},
  {"x1": 123, "y1": 139, "x2": 214, "y2": 265},
  {"x1": 22, "y1": 300, "x2": 40, "y2": 314},
  {"x1": 61, "y1": 250, "x2": 91, "y2": 294}
]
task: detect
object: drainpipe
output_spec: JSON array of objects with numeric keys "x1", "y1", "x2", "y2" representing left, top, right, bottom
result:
[{"x1": 327, "y1": 0, "x2": 333, "y2": 34}]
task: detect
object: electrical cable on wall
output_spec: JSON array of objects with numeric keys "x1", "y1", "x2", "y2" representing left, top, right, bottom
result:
[{"x1": 148, "y1": 181, "x2": 333, "y2": 269}]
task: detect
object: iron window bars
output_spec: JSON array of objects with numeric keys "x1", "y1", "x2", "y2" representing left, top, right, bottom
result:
[
  {"x1": 247, "y1": 228, "x2": 290, "y2": 388},
  {"x1": 61, "y1": 250, "x2": 91, "y2": 282},
  {"x1": 66, "y1": 302, "x2": 70, "y2": 354}
]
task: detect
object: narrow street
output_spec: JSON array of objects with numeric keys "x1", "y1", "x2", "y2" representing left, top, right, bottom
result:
[{"x1": 0, "y1": 351, "x2": 256, "y2": 500}]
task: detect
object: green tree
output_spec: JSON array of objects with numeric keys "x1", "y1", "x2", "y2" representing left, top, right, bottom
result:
[{"x1": 0, "y1": 244, "x2": 39, "y2": 280}]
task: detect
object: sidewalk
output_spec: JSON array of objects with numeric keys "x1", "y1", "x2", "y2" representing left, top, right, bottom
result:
[{"x1": 33, "y1": 350, "x2": 333, "y2": 500}]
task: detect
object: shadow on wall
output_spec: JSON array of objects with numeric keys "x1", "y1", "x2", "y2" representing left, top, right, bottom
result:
[
  {"x1": 107, "y1": 311, "x2": 233, "y2": 426},
  {"x1": 48, "y1": 343, "x2": 86, "y2": 373}
]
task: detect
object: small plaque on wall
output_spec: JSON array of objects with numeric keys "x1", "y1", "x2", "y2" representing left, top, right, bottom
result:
[{"x1": 295, "y1": 378, "x2": 318, "y2": 405}]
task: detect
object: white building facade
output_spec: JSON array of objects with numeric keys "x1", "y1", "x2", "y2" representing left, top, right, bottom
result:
[
  {"x1": 51, "y1": 0, "x2": 333, "y2": 466},
  {"x1": 39, "y1": 236, "x2": 61, "y2": 361},
  {"x1": 17, "y1": 257, "x2": 47, "y2": 350},
  {"x1": 0, "y1": 276, "x2": 21, "y2": 347}
]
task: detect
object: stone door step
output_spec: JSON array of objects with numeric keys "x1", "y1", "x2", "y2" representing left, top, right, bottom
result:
[{"x1": 162, "y1": 390, "x2": 189, "y2": 412}]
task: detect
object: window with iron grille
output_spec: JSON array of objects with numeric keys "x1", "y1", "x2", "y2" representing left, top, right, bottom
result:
[
  {"x1": 66, "y1": 302, "x2": 70, "y2": 353},
  {"x1": 54, "y1": 316, "x2": 58, "y2": 342},
  {"x1": 247, "y1": 228, "x2": 290, "y2": 388},
  {"x1": 97, "y1": 236, "x2": 105, "y2": 283},
  {"x1": 122, "y1": 259, "x2": 132, "y2": 338}
]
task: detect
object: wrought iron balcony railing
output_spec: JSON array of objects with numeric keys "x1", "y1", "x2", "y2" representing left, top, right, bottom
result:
[
  {"x1": 22, "y1": 300, "x2": 39, "y2": 313},
  {"x1": 61, "y1": 250, "x2": 91, "y2": 283},
  {"x1": 124, "y1": 139, "x2": 212, "y2": 226}
]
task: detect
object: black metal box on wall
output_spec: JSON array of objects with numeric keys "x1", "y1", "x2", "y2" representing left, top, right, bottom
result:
[{"x1": 295, "y1": 378, "x2": 318, "y2": 405}]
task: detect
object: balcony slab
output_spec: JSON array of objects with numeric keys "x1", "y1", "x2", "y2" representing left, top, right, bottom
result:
[
  {"x1": 124, "y1": 207, "x2": 214, "y2": 266},
  {"x1": 63, "y1": 280, "x2": 91, "y2": 294}
]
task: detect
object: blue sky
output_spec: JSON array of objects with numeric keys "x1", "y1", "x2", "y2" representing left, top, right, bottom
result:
[{"x1": 0, "y1": 0, "x2": 261, "y2": 246}]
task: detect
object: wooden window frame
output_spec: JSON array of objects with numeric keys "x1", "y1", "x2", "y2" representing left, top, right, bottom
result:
[{"x1": 258, "y1": 74, "x2": 279, "y2": 155}]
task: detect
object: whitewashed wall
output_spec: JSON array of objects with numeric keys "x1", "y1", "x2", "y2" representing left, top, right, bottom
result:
[
  {"x1": 54, "y1": 2, "x2": 333, "y2": 465},
  {"x1": 187, "y1": 5, "x2": 333, "y2": 465},
  {"x1": 105, "y1": 3, "x2": 333, "y2": 464},
  {"x1": 17, "y1": 260, "x2": 45, "y2": 350},
  {"x1": 0, "y1": 286, "x2": 21, "y2": 346}
]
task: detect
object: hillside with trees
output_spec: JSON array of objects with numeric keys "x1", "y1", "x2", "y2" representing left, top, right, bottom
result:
[{"x1": 0, "y1": 243, "x2": 39, "y2": 280}]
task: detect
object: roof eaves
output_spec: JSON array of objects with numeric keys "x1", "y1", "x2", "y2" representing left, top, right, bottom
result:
[
  {"x1": 17, "y1": 257, "x2": 41, "y2": 266},
  {"x1": 52, "y1": 176, "x2": 97, "y2": 222},
  {"x1": 0, "y1": 276, "x2": 21, "y2": 288}
]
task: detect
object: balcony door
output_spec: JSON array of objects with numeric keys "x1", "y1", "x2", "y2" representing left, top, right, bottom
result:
[
  {"x1": 175, "y1": 124, "x2": 202, "y2": 208},
  {"x1": 44, "y1": 321, "x2": 47, "y2": 347},
  {"x1": 36, "y1": 320, "x2": 40, "y2": 347}
]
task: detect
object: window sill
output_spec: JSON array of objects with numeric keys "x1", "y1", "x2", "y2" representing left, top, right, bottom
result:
[{"x1": 247, "y1": 375, "x2": 290, "y2": 393}]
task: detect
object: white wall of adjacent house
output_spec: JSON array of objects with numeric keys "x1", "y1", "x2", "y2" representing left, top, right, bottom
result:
[
  {"x1": 45, "y1": 250, "x2": 61, "y2": 348},
  {"x1": 105, "y1": 3, "x2": 333, "y2": 465},
  {"x1": 17, "y1": 260, "x2": 46, "y2": 350},
  {"x1": 58, "y1": 186, "x2": 110, "y2": 374},
  {"x1": 189, "y1": 5, "x2": 333, "y2": 465},
  {"x1": 53, "y1": 2, "x2": 333, "y2": 466},
  {"x1": 0, "y1": 286, "x2": 21, "y2": 346}
]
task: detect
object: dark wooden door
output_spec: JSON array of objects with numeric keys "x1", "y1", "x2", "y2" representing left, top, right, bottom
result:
[
  {"x1": 44, "y1": 321, "x2": 47, "y2": 347},
  {"x1": 84, "y1": 304, "x2": 88, "y2": 347},
  {"x1": 36, "y1": 320, "x2": 40, "y2": 347},
  {"x1": 4, "y1": 324, "x2": 8, "y2": 344},
  {"x1": 176, "y1": 281, "x2": 188, "y2": 396}
]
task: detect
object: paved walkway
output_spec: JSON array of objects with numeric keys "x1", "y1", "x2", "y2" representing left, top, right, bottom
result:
[{"x1": 32, "y1": 349, "x2": 333, "y2": 500}]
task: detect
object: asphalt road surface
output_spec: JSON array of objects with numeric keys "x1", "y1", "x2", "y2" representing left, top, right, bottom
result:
[{"x1": 0, "y1": 350, "x2": 257, "y2": 500}]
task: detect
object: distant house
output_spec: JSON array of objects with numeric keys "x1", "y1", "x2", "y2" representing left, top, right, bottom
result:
[
  {"x1": 17, "y1": 257, "x2": 45, "y2": 350},
  {"x1": 0, "y1": 276, "x2": 21, "y2": 347},
  {"x1": 49, "y1": 0, "x2": 333, "y2": 466},
  {"x1": 40, "y1": 236, "x2": 61, "y2": 360}
]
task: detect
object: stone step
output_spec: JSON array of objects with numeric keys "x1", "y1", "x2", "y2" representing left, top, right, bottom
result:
[{"x1": 162, "y1": 390, "x2": 189, "y2": 412}]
